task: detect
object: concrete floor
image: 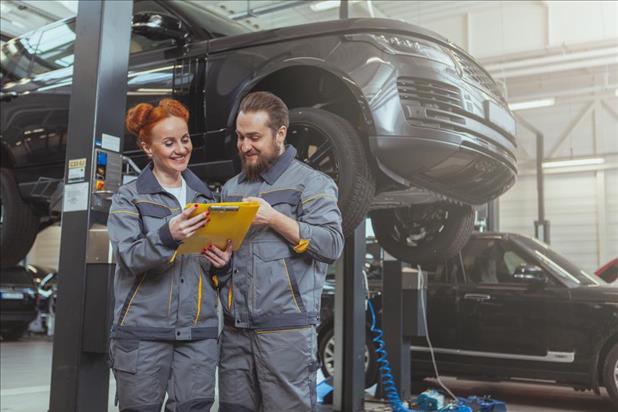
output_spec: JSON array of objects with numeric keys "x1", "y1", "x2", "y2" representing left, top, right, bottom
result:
[{"x1": 1, "y1": 335, "x2": 615, "y2": 412}]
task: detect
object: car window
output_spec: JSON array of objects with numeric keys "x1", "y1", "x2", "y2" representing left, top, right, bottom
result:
[
  {"x1": 169, "y1": 1, "x2": 251, "y2": 37},
  {"x1": 25, "y1": 4, "x2": 176, "y2": 78},
  {"x1": 513, "y1": 235, "x2": 603, "y2": 286},
  {"x1": 1, "y1": 267, "x2": 34, "y2": 285},
  {"x1": 426, "y1": 261, "x2": 454, "y2": 284},
  {"x1": 462, "y1": 238, "x2": 541, "y2": 285},
  {"x1": 0, "y1": 32, "x2": 41, "y2": 84},
  {"x1": 30, "y1": 20, "x2": 76, "y2": 76}
]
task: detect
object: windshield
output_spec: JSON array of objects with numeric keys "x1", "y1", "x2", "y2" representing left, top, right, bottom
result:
[{"x1": 514, "y1": 235, "x2": 605, "y2": 287}]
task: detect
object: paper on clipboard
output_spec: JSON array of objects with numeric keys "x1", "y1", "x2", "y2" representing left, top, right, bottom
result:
[{"x1": 175, "y1": 201, "x2": 259, "y2": 255}]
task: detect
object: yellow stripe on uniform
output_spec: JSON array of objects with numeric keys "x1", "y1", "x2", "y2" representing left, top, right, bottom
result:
[
  {"x1": 120, "y1": 275, "x2": 146, "y2": 326},
  {"x1": 194, "y1": 271, "x2": 203, "y2": 325},
  {"x1": 282, "y1": 260, "x2": 301, "y2": 312},
  {"x1": 228, "y1": 285, "x2": 233, "y2": 310},
  {"x1": 110, "y1": 209, "x2": 139, "y2": 216}
]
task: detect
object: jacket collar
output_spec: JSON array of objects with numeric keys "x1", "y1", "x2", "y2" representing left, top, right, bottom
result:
[
  {"x1": 136, "y1": 162, "x2": 214, "y2": 200},
  {"x1": 238, "y1": 145, "x2": 297, "y2": 185}
]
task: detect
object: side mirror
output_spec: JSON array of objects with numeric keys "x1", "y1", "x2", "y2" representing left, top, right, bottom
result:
[
  {"x1": 132, "y1": 12, "x2": 189, "y2": 44},
  {"x1": 513, "y1": 264, "x2": 546, "y2": 285}
]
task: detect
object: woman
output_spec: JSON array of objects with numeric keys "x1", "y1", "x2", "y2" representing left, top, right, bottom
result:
[{"x1": 107, "y1": 98, "x2": 231, "y2": 411}]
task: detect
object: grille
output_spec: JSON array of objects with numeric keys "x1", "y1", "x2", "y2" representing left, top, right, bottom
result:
[
  {"x1": 398, "y1": 77, "x2": 466, "y2": 125},
  {"x1": 451, "y1": 50, "x2": 504, "y2": 103},
  {"x1": 398, "y1": 77, "x2": 463, "y2": 111}
]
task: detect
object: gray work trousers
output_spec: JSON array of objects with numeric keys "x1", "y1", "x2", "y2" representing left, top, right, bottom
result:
[
  {"x1": 110, "y1": 338, "x2": 217, "y2": 412},
  {"x1": 218, "y1": 325, "x2": 318, "y2": 412}
]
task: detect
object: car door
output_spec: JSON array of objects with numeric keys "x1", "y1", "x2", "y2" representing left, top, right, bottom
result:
[
  {"x1": 410, "y1": 260, "x2": 462, "y2": 375},
  {"x1": 457, "y1": 236, "x2": 567, "y2": 363}
]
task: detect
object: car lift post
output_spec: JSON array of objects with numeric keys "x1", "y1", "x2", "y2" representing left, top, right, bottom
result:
[
  {"x1": 49, "y1": 1, "x2": 132, "y2": 411},
  {"x1": 333, "y1": 223, "x2": 367, "y2": 411},
  {"x1": 380, "y1": 256, "x2": 427, "y2": 401}
]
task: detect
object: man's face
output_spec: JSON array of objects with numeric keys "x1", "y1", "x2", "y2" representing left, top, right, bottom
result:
[{"x1": 236, "y1": 110, "x2": 286, "y2": 180}]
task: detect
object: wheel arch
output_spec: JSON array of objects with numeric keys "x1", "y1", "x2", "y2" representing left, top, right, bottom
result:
[
  {"x1": 594, "y1": 330, "x2": 618, "y2": 391},
  {"x1": 226, "y1": 62, "x2": 377, "y2": 150}
]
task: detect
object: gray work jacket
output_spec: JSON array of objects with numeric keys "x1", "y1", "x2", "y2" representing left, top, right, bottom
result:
[
  {"x1": 108, "y1": 163, "x2": 222, "y2": 341},
  {"x1": 220, "y1": 146, "x2": 344, "y2": 329}
]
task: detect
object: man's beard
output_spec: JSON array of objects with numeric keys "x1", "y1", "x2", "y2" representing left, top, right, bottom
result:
[{"x1": 241, "y1": 140, "x2": 282, "y2": 181}]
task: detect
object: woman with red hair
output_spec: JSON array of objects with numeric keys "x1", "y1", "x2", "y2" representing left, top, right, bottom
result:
[{"x1": 107, "y1": 98, "x2": 231, "y2": 411}]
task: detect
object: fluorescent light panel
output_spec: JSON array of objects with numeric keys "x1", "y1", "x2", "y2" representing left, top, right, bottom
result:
[
  {"x1": 310, "y1": 0, "x2": 359, "y2": 12},
  {"x1": 509, "y1": 98, "x2": 555, "y2": 111},
  {"x1": 542, "y1": 158, "x2": 605, "y2": 169}
]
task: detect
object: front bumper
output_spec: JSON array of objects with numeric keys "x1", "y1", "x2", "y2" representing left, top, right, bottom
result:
[{"x1": 363, "y1": 52, "x2": 517, "y2": 204}]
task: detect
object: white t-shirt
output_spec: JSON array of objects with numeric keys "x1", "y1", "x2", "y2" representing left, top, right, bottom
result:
[{"x1": 163, "y1": 176, "x2": 187, "y2": 208}]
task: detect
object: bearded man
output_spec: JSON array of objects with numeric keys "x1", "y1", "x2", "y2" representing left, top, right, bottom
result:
[{"x1": 217, "y1": 91, "x2": 344, "y2": 411}]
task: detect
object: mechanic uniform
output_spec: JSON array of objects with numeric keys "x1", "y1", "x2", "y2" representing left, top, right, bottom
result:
[
  {"x1": 107, "y1": 163, "x2": 225, "y2": 412},
  {"x1": 218, "y1": 145, "x2": 344, "y2": 411}
]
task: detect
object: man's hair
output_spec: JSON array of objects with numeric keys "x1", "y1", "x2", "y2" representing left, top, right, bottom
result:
[{"x1": 238, "y1": 91, "x2": 289, "y2": 135}]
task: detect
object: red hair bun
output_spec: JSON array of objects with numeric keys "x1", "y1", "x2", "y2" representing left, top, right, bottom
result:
[{"x1": 125, "y1": 98, "x2": 189, "y2": 144}]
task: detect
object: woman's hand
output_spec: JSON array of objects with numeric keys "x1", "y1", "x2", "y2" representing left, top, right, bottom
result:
[
  {"x1": 169, "y1": 205, "x2": 209, "y2": 241},
  {"x1": 202, "y1": 240, "x2": 233, "y2": 268}
]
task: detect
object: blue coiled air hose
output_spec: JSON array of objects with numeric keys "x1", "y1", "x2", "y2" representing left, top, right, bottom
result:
[{"x1": 367, "y1": 299, "x2": 411, "y2": 412}]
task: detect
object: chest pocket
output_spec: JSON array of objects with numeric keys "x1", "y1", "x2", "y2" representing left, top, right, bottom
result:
[
  {"x1": 261, "y1": 189, "x2": 302, "y2": 218},
  {"x1": 134, "y1": 201, "x2": 175, "y2": 233}
]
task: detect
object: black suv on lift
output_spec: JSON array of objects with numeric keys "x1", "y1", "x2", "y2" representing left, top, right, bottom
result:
[{"x1": 0, "y1": 0, "x2": 517, "y2": 266}]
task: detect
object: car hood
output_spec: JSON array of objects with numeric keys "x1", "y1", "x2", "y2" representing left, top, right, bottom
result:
[
  {"x1": 209, "y1": 17, "x2": 459, "y2": 54},
  {"x1": 569, "y1": 285, "x2": 618, "y2": 303}
]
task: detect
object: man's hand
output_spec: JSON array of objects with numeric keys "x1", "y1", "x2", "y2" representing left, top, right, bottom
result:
[
  {"x1": 244, "y1": 197, "x2": 277, "y2": 226},
  {"x1": 202, "y1": 240, "x2": 233, "y2": 268},
  {"x1": 168, "y1": 205, "x2": 210, "y2": 241},
  {"x1": 244, "y1": 196, "x2": 301, "y2": 245}
]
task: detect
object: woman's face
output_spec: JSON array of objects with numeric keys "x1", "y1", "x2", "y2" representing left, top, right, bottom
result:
[{"x1": 141, "y1": 116, "x2": 192, "y2": 175}]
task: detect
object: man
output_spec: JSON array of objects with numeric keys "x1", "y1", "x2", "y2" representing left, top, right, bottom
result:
[{"x1": 218, "y1": 91, "x2": 344, "y2": 411}]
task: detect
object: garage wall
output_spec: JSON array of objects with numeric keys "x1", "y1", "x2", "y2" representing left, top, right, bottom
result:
[{"x1": 500, "y1": 167, "x2": 618, "y2": 273}]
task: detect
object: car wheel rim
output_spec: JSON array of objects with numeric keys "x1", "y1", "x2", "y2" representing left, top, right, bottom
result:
[
  {"x1": 288, "y1": 124, "x2": 340, "y2": 184},
  {"x1": 323, "y1": 335, "x2": 370, "y2": 378},
  {"x1": 390, "y1": 204, "x2": 450, "y2": 248}
]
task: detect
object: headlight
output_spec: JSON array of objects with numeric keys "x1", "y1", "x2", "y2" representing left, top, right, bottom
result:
[{"x1": 347, "y1": 33, "x2": 455, "y2": 67}]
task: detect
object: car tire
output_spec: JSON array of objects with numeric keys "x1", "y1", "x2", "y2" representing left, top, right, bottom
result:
[
  {"x1": 1, "y1": 323, "x2": 28, "y2": 341},
  {"x1": 287, "y1": 108, "x2": 375, "y2": 237},
  {"x1": 371, "y1": 203, "x2": 474, "y2": 264},
  {"x1": 1, "y1": 168, "x2": 39, "y2": 267},
  {"x1": 317, "y1": 322, "x2": 378, "y2": 388},
  {"x1": 603, "y1": 343, "x2": 618, "y2": 408}
]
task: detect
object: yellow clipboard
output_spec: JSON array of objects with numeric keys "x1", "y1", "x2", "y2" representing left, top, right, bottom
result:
[{"x1": 175, "y1": 201, "x2": 259, "y2": 255}]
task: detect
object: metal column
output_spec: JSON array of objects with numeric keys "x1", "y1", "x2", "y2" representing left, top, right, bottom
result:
[
  {"x1": 49, "y1": 1, "x2": 132, "y2": 411},
  {"x1": 381, "y1": 258, "x2": 411, "y2": 400},
  {"x1": 333, "y1": 223, "x2": 366, "y2": 411},
  {"x1": 515, "y1": 114, "x2": 550, "y2": 243}
]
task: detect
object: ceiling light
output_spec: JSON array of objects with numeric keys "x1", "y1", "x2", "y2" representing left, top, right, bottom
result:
[
  {"x1": 310, "y1": 0, "x2": 359, "y2": 12},
  {"x1": 615, "y1": 89, "x2": 618, "y2": 97},
  {"x1": 508, "y1": 98, "x2": 555, "y2": 111},
  {"x1": 542, "y1": 158, "x2": 605, "y2": 169}
]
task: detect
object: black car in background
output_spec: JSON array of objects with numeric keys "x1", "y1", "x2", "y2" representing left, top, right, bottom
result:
[
  {"x1": 1, "y1": 0, "x2": 516, "y2": 267},
  {"x1": 318, "y1": 233, "x2": 618, "y2": 407},
  {"x1": 0, "y1": 266, "x2": 38, "y2": 340}
]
